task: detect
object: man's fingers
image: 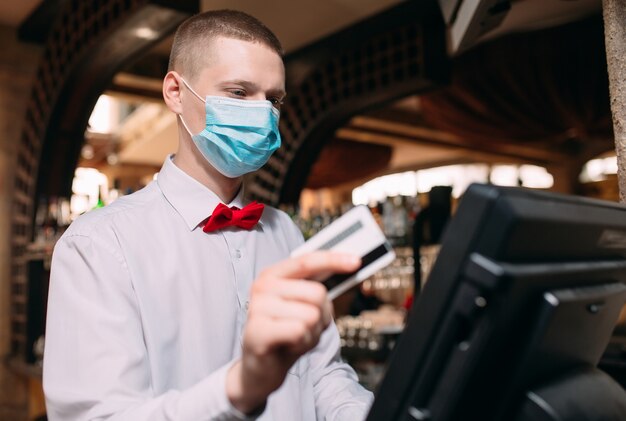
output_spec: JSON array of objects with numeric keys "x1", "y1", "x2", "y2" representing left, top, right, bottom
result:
[
  {"x1": 243, "y1": 252, "x2": 355, "y2": 363},
  {"x1": 246, "y1": 317, "x2": 321, "y2": 355},
  {"x1": 250, "y1": 294, "x2": 323, "y2": 330},
  {"x1": 253, "y1": 278, "x2": 326, "y2": 305},
  {"x1": 260, "y1": 251, "x2": 361, "y2": 280},
  {"x1": 251, "y1": 280, "x2": 332, "y2": 329}
]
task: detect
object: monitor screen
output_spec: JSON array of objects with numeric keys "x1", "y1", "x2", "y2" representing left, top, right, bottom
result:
[{"x1": 366, "y1": 184, "x2": 626, "y2": 421}]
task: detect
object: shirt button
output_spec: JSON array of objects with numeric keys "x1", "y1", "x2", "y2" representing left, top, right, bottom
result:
[
  {"x1": 234, "y1": 249, "x2": 242, "y2": 259},
  {"x1": 245, "y1": 301, "x2": 250, "y2": 310}
]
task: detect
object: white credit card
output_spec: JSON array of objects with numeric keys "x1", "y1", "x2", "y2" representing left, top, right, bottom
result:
[{"x1": 291, "y1": 205, "x2": 396, "y2": 300}]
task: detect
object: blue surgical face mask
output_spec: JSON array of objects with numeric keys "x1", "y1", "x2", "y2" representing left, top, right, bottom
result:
[{"x1": 178, "y1": 77, "x2": 281, "y2": 178}]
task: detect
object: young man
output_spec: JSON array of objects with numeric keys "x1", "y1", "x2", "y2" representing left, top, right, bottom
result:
[{"x1": 43, "y1": 9, "x2": 373, "y2": 421}]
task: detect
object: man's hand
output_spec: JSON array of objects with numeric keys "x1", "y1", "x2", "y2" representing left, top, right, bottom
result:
[{"x1": 226, "y1": 251, "x2": 361, "y2": 414}]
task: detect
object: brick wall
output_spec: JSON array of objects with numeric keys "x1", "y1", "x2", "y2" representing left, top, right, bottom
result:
[{"x1": 0, "y1": 24, "x2": 42, "y2": 421}]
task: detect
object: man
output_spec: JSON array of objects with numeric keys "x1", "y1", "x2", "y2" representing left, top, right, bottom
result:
[{"x1": 43, "y1": 9, "x2": 374, "y2": 421}]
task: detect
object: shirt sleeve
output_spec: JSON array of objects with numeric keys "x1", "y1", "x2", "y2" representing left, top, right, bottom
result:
[
  {"x1": 308, "y1": 322, "x2": 374, "y2": 420},
  {"x1": 43, "y1": 231, "x2": 258, "y2": 421}
]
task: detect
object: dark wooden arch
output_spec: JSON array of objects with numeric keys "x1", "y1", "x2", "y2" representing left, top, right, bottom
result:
[
  {"x1": 10, "y1": 0, "x2": 198, "y2": 362},
  {"x1": 247, "y1": 1, "x2": 449, "y2": 204}
]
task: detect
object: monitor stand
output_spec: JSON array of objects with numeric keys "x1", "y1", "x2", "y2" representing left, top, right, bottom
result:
[{"x1": 514, "y1": 367, "x2": 626, "y2": 421}]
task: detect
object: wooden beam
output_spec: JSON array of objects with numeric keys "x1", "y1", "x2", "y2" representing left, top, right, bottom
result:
[
  {"x1": 108, "y1": 73, "x2": 164, "y2": 101},
  {"x1": 344, "y1": 116, "x2": 569, "y2": 164},
  {"x1": 602, "y1": 0, "x2": 626, "y2": 202}
]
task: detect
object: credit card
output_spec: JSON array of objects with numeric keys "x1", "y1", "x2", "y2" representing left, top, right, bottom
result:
[{"x1": 291, "y1": 205, "x2": 396, "y2": 300}]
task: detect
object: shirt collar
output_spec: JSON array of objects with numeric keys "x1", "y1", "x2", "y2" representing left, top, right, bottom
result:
[{"x1": 157, "y1": 155, "x2": 261, "y2": 231}]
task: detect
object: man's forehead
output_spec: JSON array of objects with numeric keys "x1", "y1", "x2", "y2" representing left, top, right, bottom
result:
[
  {"x1": 190, "y1": 36, "x2": 285, "y2": 87},
  {"x1": 196, "y1": 35, "x2": 281, "y2": 60}
]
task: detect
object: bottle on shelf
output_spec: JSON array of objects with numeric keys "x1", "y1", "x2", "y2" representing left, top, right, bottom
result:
[
  {"x1": 412, "y1": 186, "x2": 452, "y2": 294},
  {"x1": 312, "y1": 207, "x2": 324, "y2": 234},
  {"x1": 42, "y1": 196, "x2": 59, "y2": 244},
  {"x1": 34, "y1": 196, "x2": 48, "y2": 245},
  {"x1": 107, "y1": 178, "x2": 122, "y2": 204},
  {"x1": 93, "y1": 185, "x2": 105, "y2": 210},
  {"x1": 29, "y1": 195, "x2": 72, "y2": 259},
  {"x1": 56, "y1": 197, "x2": 71, "y2": 231}
]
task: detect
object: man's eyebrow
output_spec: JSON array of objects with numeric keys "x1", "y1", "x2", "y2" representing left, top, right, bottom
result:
[
  {"x1": 268, "y1": 89, "x2": 287, "y2": 99},
  {"x1": 219, "y1": 80, "x2": 286, "y2": 98}
]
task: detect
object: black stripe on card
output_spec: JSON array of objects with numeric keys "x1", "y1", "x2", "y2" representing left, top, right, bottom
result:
[
  {"x1": 323, "y1": 242, "x2": 391, "y2": 291},
  {"x1": 318, "y1": 221, "x2": 364, "y2": 251}
]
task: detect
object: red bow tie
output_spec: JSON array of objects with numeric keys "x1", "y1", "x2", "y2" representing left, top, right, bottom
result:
[{"x1": 203, "y1": 201, "x2": 265, "y2": 233}]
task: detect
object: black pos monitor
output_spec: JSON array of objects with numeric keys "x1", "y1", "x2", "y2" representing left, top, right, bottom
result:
[{"x1": 366, "y1": 184, "x2": 626, "y2": 421}]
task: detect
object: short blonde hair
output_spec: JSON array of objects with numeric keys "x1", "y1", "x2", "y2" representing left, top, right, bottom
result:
[{"x1": 168, "y1": 10, "x2": 283, "y2": 80}]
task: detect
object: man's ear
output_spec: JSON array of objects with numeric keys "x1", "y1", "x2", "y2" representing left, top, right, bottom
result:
[{"x1": 163, "y1": 71, "x2": 183, "y2": 114}]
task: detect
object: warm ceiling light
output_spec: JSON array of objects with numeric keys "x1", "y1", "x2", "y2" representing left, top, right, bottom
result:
[
  {"x1": 81, "y1": 144, "x2": 95, "y2": 160},
  {"x1": 134, "y1": 27, "x2": 158, "y2": 40},
  {"x1": 107, "y1": 153, "x2": 120, "y2": 166}
]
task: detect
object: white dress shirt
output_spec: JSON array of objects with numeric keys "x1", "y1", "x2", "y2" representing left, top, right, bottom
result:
[{"x1": 43, "y1": 156, "x2": 373, "y2": 420}]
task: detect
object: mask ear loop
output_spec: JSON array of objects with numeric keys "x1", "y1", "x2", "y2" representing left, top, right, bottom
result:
[
  {"x1": 178, "y1": 76, "x2": 206, "y2": 136},
  {"x1": 180, "y1": 77, "x2": 206, "y2": 103},
  {"x1": 178, "y1": 113, "x2": 195, "y2": 137}
]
